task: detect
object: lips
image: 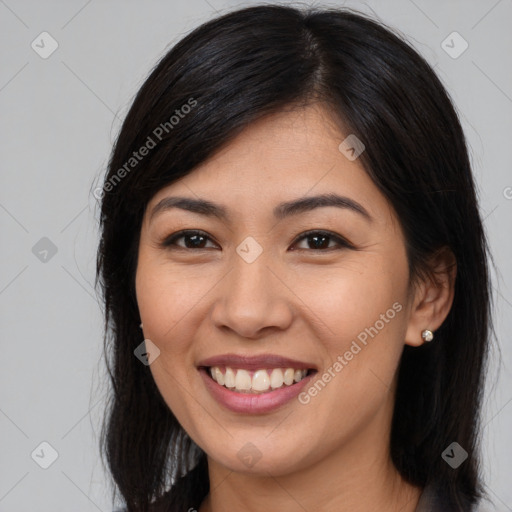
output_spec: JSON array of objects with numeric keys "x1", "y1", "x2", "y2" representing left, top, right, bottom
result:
[
  {"x1": 197, "y1": 353, "x2": 318, "y2": 413},
  {"x1": 197, "y1": 353, "x2": 317, "y2": 371}
]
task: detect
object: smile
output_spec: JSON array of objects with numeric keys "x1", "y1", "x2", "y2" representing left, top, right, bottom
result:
[
  {"x1": 197, "y1": 353, "x2": 318, "y2": 413},
  {"x1": 208, "y1": 366, "x2": 311, "y2": 393}
]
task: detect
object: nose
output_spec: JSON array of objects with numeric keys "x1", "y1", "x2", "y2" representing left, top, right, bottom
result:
[{"x1": 210, "y1": 250, "x2": 293, "y2": 339}]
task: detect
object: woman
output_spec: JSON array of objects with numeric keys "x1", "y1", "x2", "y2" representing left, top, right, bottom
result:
[{"x1": 97, "y1": 4, "x2": 493, "y2": 511}]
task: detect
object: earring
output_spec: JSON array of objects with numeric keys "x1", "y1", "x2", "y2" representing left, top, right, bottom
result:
[
  {"x1": 139, "y1": 322, "x2": 143, "y2": 329},
  {"x1": 421, "y1": 329, "x2": 434, "y2": 342}
]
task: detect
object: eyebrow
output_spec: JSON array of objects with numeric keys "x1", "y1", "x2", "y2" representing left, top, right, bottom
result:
[{"x1": 150, "y1": 193, "x2": 373, "y2": 223}]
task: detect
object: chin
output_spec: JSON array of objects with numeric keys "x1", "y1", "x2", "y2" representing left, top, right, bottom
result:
[{"x1": 202, "y1": 434, "x2": 321, "y2": 477}]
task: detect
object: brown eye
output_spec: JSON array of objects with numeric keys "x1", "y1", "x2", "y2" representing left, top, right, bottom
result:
[
  {"x1": 161, "y1": 230, "x2": 218, "y2": 250},
  {"x1": 160, "y1": 229, "x2": 354, "y2": 252},
  {"x1": 291, "y1": 230, "x2": 354, "y2": 251}
]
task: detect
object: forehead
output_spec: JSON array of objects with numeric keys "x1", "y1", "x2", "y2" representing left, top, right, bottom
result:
[{"x1": 146, "y1": 104, "x2": 394, "y2": 226}]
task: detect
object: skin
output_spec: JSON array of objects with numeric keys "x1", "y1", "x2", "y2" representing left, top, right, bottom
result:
[{"x1": 135, "y1": 103, "x2": 456, "y2": 511}]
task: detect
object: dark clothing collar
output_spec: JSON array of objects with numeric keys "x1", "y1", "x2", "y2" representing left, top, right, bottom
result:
[{"x1": 415, "y1": 483, "x2": 453, "y2": 511}]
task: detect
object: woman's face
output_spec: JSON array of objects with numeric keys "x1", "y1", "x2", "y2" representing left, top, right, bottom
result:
[{"x1": 136, "y1": 104, "x2": 419, "y2": 476}]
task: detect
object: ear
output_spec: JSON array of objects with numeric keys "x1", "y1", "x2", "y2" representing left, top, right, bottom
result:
[{"x1": 404, "y1": 246, "x2": 457, "y2": 347}]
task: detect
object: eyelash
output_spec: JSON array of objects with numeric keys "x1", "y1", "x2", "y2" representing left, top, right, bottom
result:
[{"x1": 160, "y1": 229, "x2": 354, "y2": 252}]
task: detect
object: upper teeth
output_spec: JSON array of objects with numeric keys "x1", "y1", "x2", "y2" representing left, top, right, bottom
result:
[{"x1": 209, "y1": 367, "x2": 308, "y2": 393}]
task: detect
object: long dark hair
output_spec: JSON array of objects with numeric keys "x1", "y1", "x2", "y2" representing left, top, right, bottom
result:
[{"x1": 95, "y1": 4, "x2": 493, "y2": 511}]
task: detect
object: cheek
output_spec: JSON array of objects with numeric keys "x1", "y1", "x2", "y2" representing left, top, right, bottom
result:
[
  {"x1": 298, "y1": 255, "x2": 409, "y2": 415},
  {"x1": 135, "y1": 253, "x2": 208, "y2": 354},
  {"x1": 135, "y1": 252, "x2": 215, "y2": 427},
  {"x1": 305, "y1": 255, "x2": 408, "y2": 347}
]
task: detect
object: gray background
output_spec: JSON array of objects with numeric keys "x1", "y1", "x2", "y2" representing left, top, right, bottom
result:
[{"x1": 0, "y1": 0, "x2": 511, "y2": 510}]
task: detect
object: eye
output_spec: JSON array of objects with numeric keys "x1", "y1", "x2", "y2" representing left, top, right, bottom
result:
[
  {"x1": 160, "y1": 229, "x2": 353, "y2": 252},
  {"x1": 290, "y1": 230, "x2": 354, "y2": 251},
  {"x1": 161, "y1": 230, "x2": 218, "y2": 250}
]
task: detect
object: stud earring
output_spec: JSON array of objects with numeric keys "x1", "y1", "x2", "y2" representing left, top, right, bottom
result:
[
  {"x1": 139, "y1": 322, "x2": 143, "y2": 329},
  {"x1": 421, "y1": 329, "x2": 434, "y2": 342}
]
